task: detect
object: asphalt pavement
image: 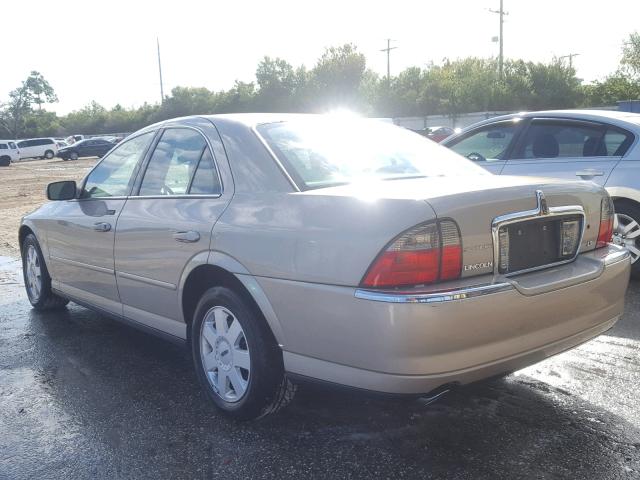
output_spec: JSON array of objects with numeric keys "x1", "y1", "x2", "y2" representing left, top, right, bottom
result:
[{"x1": 1, "y1": 255, "x2": 639, "y2": 479}]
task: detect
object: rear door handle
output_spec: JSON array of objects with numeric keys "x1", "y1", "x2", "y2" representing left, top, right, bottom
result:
[
  {"x1": 173, "y1": 230, "x2": 200, "y2": 243},
  {"x1": 576, "y1": 169, "x2": 604, "y2": 179},
  {"x1": 93, "y1": 222, "x2": 111, "y2": 232}
]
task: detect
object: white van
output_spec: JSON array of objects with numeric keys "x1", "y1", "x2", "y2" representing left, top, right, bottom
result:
[
  {"x1": 0, "y1": 140, "x2": 20, "y2": 165},
  {"x1": 16, "y1": 138, "x2": 58, "y2": 160}
]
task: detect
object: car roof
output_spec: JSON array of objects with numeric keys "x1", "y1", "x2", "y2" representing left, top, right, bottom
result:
[
  {"x1": 473, "y1": 109, "x2": 640, "y2": 129},
  {"x1": 142, "y1": 113, "x2": 373, "y2": 132}
]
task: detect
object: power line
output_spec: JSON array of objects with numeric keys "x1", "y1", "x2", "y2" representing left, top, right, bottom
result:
[
  {"x1": 380, "y1": 39, "x2": 398, "y2": 82},
  {"x1": 559, "y1": 53, "x2": 580, "y2": 69},
  {"x1": 157, "y1": 37, "x2": 165, "y2": 104},
  {"x1": 488, "y1": 0, "x2": 508, "y2": 79}
]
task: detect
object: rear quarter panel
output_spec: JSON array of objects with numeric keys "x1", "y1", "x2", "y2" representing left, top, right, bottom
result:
[{"x1": 212, "y1": 192, "x2": 437, "y2": 286}]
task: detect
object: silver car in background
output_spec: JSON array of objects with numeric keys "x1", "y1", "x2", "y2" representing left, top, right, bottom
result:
[
  {"x1": 20, "y1": 114, "x2": 630, "y2": 419},
  {"x1": 442, "y1": 110, "x2": 640, "y2": 276}
]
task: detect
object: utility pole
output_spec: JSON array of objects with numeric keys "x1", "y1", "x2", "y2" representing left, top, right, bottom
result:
[
  {"x1": 559, "y1": 53, "x2": 580, "y2": 69},
  {"x1": 489, "y1": 0, "x2": 508, "y2": 79},
  {"x1": 380, "y1": 39, "x2": 397, "y2": 83},
  {"x1": 157, "y1": 37, "x2": 165, "y2": 104}
]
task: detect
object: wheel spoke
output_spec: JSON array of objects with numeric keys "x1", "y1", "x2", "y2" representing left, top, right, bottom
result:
[
  {"x1": 233, "y1": 349, "x2": 250, "y2": 370},
  {"x1": 226, "y1": 319, "x2": 242, "y2": 344},
  {"x1": 622, "y1": 220, "x2": 639, "y2": 235},
  {"x1": 201, "y1": 324, "x2": 217, "y2": 348},
  {"x1": 626, "y1": 228, "x2": 640, "y2": 239},
  {"x1": 216, "y1": 369, "x2": 229, "y2": 396},
  {"x1": 214, "y1": 308, "x2": 227, "y2": 335},
  {"x1": 628, "y1": 245, "x2": 640, "y2": 259},
  {"x1": 203, "y1": 351, "x2": 217, "y2": 371},
  {"x1": 228, "y1": 368, "x2": 247, "y2": 397}
]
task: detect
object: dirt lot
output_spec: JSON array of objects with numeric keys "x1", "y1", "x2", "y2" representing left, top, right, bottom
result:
[{"x1": 0, "y1": 158, "x2": 97, "y2": 257}]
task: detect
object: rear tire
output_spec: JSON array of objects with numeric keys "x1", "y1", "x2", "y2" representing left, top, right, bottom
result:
[
  {"x1": 191, "y1": 286, "x2": 295, "y2": 420},
  {"x1": 44, "y1": 150, "x2": 54, "y2": 159},
  {"x1": 21, "y1": 234, "x2": 69, "y2": 310}
]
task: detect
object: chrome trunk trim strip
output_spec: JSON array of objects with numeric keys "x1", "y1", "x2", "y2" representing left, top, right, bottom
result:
[{"x1": 354, "y1": 282, "x2": 513, "y2": 304}]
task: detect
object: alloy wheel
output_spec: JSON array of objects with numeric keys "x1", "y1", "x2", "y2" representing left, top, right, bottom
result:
[
  {"x1": 25, "y1": 245, "x2": 42, "y2": 301},
  {"x1": 199, "y1": 306, "x2": 251, "y2": 402},
  {"x1": 613, "y1": 213, "x2": 640, "y2": 263}
]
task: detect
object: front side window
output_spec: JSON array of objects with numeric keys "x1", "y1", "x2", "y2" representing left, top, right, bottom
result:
[
  {"x1": 82, "y1": 131, "x2": 155, "y2": 198},
  {"x1": 257, "y1": 118, "x2": 485, "y2": 190},
  {"x1": 515, "y1": 121, "x2": 610, "y2": 159},
  {"x1": 447, "y1": 122, "x2": 518, "y2": 162},
  {"x1": 139, "y1": 128, "x2": 208, "y2": 196}
]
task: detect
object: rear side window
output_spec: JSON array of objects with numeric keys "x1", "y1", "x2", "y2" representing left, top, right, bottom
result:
[
  {"x1": 189, "y1": 147, "x2": 221, "y2": 195},
  {"x1": 139, "y1": 128, "x2": 208, "y2": 196},
  {"x1": 8, "y1": 142, "x2": 16, "y2": 149},
  {"x1": 0, "y1": 144, "x2": 7, "y2": 150},
  {"x1": 604, "y1": 127, "x2": 634, "y2": 156},
  {"x1": 514, "y1": 120, "x2": 628, "y2": 159}
]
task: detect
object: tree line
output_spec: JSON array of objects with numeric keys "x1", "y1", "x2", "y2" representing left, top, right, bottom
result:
[{"x1": 1, "y1": 33, "x2": 640, "y2": 139}]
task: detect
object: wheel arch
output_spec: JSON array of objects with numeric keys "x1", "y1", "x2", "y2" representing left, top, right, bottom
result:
[
  {"x1": 18, "y1": 224, "x2": 37, "y2": 254},
  {"x1": 180, "y1": 253, "x2": 286, "y2": 346},
  {"x1": 607, "y1": 187, "x2": 640, "y2": 209}
]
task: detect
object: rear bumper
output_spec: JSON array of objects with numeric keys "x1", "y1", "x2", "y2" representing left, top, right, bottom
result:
[{"x1": 259, "y1": 245, "x2": 630, "y2": 395}]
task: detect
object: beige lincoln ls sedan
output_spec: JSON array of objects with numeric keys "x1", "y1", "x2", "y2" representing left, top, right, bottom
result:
[{"x1": 20, "y1": 114, "x2": 630, "y2": 419}]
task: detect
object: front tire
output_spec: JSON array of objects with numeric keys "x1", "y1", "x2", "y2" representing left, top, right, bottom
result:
[
  {"x1": 21, "y1": 234, "x2": 69, "y2": 310},
  {"x1": 191, "y1": 286, "x2": 295, "y2": 420},
  {"x1": 70, "y1": 152, "x2": 79, "y2": 160},
  {"x1": 44, "y1": 150, "x2": 54, "y2": 159}
]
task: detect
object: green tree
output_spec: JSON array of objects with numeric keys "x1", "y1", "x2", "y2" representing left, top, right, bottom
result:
[
  {"x1": 621, "y1": 32, "x2": 640, "y2": 79},
  {"x1": 24, "y1": 71, "x2": 58, "y2": 111},
  {"x1": 255, "y1": 57, "x2": 302, "y2": 111},
  {"x1": 307, "y1": 44, "x2": 368, "y2": 111},
  {"x1": 0, "y1": 71, "x2": 58, "y2": 137}
]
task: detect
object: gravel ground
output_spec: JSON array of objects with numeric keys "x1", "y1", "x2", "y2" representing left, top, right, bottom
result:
[
  {"x1": 0, "y1": 158, "x2": 95, "y2": 257},
  {"x1": 0, "y1": 255, "x2": 639, "y2": 480}
]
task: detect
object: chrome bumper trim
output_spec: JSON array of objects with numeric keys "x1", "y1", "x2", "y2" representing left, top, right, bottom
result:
[
  {"x1": 603, "y1": 245, "x2": 631, "y2": 266},
  {"x1": 354, "y1": 282, "x2": 513, "y2": 304}
]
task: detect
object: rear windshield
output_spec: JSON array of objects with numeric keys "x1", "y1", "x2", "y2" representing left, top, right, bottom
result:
[{"x1": 257, "y1": 118, "x2": 485, "y2": 190}]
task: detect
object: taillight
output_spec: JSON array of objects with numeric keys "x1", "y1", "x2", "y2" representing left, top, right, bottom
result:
[
  {"x1": 596, "y1": 196, "x2": 614, "y2": 248},
  {"x1": 361, "y1": 220, "x2": 462, "y2": 288}
]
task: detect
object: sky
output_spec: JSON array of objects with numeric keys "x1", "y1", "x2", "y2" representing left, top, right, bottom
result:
[{"x1": 2, "y1": 0, "x2": 639, "y2": 114}]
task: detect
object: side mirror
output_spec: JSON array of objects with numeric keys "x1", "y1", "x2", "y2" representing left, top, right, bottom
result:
[{"x1": 47, "y1": 180, "x2": 77, "y2": 201}]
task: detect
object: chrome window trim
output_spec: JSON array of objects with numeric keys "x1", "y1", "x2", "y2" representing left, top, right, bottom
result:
[
  {"x1": 250, "y1": 125, "x2": 301, "y2": 192},
  {"x1": 491, "y1": 190, "x2": 586, "y2": 277},
  {"x1": 127, "y1": 193, "x2": 222, "y2": 200},
  {"x1": 80, "y1": 129, "x2": 159, "y2": 199},
  {"x1": 355, "y1": 282, "x2": 513, "y2": 304},
  {"x1": 135, "y1": 125, "x2": 225, "y2": 198}
]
